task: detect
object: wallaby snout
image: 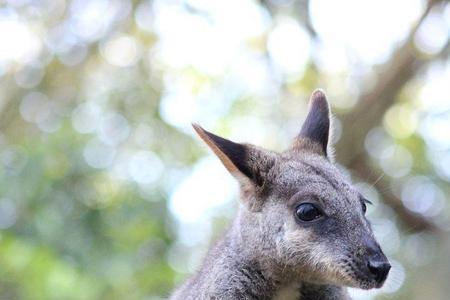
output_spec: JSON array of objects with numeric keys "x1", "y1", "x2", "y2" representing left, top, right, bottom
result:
[{"x1": 364, "y1": 238, "x2": 391, "y2": 287}]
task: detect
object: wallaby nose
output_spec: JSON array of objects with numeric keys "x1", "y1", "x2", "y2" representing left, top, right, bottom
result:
[
  {"x1": 364, "y1": 238, "x2": 390, "y2": 285},
  {"x1": 367, "y1": 257, "x2": 391, "y2": 284}
]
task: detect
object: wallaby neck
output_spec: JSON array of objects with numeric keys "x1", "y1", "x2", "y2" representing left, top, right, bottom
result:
[{"x1": 171, "y1": 226, "x2": 281, "y2": 299}]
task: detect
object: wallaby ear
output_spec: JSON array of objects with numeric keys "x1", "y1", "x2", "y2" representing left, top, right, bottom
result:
[
  {"x1": 192, "y1": 124, "x2": 275, "y2": 187},
  {"x1": 292, "y1": 89, "x2": 331, "y2": 156}
]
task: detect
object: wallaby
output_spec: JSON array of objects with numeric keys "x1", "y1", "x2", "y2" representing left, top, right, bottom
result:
[{"x1": 170, "y1": 90, "x2": 391, "y2": 300}]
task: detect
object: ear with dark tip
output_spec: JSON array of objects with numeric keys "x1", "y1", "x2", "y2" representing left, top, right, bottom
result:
[
  {"x1": 293, "y1": 89, "x2": 331, "y2": 156},
  {"x1": 192, "y1": 123, "x2": 275, "y2": 187}
]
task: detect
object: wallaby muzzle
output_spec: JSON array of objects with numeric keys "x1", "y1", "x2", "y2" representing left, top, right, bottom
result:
[{"x1": 361, "y1": 237, "x2": 391, "y2": 287}]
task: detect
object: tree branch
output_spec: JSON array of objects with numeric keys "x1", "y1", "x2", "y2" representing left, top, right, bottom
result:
[{"x1": 336, "y1": 0, "x2": 448, "y2": 233}]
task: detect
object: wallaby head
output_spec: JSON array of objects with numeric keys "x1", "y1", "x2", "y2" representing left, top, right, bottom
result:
[{"x1": 192, "y1": 89, "x2": 390, "y2": 292}]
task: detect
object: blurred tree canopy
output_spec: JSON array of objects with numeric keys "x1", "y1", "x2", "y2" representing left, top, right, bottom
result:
[{"x1": 0, "y1": 0, "x2": 449, "y2": 299}]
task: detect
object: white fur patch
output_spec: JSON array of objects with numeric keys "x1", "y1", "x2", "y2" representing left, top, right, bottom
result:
[{"x1": 273, "y1": 283, "x2": 301, "y2": 300}]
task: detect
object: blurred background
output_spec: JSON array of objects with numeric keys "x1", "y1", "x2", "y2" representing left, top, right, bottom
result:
[{"x1": 0, "y1": 0, "x2": 449, "y2": 299}]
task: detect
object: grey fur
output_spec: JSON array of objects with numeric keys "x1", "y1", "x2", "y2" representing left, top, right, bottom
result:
[{"x1": 170, "y1": 90, "x2": 389, "y2": 300}]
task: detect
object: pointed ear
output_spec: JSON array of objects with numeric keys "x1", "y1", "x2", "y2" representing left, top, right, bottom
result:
[
  {"x1": 192, "y1": 124, "x2": 276, "y2": 187},
  {"x1": 292, "y1": 89, "x2": 331, "y2": 156}
]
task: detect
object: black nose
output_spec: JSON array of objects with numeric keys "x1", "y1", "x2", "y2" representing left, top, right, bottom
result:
[{"x1": 367, "y1": 257, "x2": 391, "y2": 284}]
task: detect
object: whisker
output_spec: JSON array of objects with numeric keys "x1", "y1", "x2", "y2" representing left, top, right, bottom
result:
[{"x1": 370, "y1": 172, "x2": 385, "y2": 188}]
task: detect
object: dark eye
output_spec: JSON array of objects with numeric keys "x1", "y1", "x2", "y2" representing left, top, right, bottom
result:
[
  {"x1": 295, "y1": 203, "x2": 323, "y2": 222},
  {"x1": 360, "y1": 197, "x2": 372, "y2": 214}
]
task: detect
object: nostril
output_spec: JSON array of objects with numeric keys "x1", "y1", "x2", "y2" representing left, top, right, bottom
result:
[
  {"x1": 367, "y1": 259, "x2": 381, "y2": 274},
  {"x1": 367, "y1": 259, "x2": 391, "y2": 282}
]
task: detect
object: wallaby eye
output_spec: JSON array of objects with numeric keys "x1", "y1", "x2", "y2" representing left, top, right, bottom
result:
[
  {"x1": 360, "y1": 197, "x2": 372, "y2": 214},
  {"x1": 295, "y1": 203, "x2": 323, "y2": 222},
  {"x1": 359, "y1": 196, "x2": 372, "y2": 214}
]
